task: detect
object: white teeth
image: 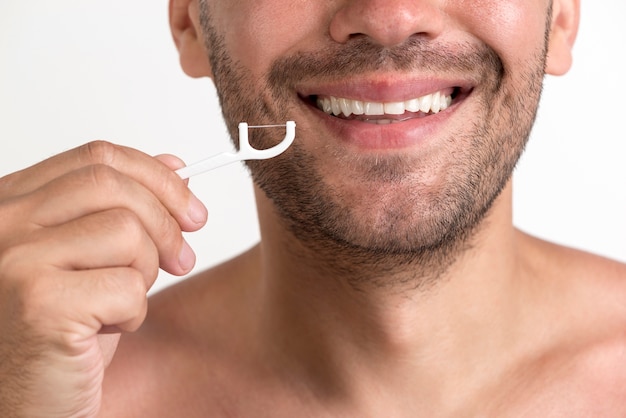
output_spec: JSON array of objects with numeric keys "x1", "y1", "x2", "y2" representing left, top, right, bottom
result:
[
  {"x1": 322, "y1": 97, "x2": 332, "y2": 114},
  {"x1": 384, "y1": 102, "x2": 406, "y2": 115},
  {"x1": 339, "y1": 98, "x2": 351, "y2": 116},
  {"x1": 405, "y1": 98, "x2": 420, "y2": 112},
  {"x1": 364, "y1": 102, "x2": 384, "y2": 116},
  {"x1": 352, "y1": 100, "x2": 364, "y2": 115},
  {"x1": 439, "y1": 94, "x2": 452, "y2": 111},
  {"x1": 317, "y1": 90, "x2": 453, "y2": 118},
  {"x1": 419, "y1": 94, "x2": 432, "y2": 113},
  {"x1": 330, "y1": 96, "x2": 341, "y2": 115}
]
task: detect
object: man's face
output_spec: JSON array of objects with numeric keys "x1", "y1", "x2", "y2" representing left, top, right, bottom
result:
[{"x1": 198, "y1": 1, "x2": 553, "y2": 258}]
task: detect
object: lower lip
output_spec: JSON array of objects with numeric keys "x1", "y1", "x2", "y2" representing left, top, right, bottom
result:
[{"x1": 305, "y1": 102, "x2": 458, "y2": 151}]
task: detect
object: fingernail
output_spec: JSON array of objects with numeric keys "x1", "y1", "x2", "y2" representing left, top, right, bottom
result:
[
  {"x1": 178, "y1": 240, "x2": 196, "y2": 272},
  {"x1": 188, "y1": 194, "x2": 208, "y2": 225}
]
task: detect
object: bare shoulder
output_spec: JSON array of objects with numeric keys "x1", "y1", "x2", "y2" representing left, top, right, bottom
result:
[
  {"x1": 558, "y1": 244, "x2": 626, "y2": 280},
  {"x1": 526, "y1": 233, "x2": 626, "y2": 326},
  {"x1": 560, "y1": 247, "x2": 626, "y2": 402},
  {"x1": 492, "y1": 234, "x2": 626, "y2": 415},
  {"x1": 520, "y1": 231, "x2": 626, "y2": 296},
  {"x1": 554, "y1": 241, "x2": 626, "y2": 311},
  {"x1": 522, "y1": 234, "x2": 626, "y2": 392}
]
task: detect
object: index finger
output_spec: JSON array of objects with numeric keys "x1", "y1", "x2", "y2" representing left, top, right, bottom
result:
[{"x1": 0, "y1": 141, "x2": 208, "y2": 232}]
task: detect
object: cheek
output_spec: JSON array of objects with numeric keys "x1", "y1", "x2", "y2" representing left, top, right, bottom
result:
[
  {"x1": 221, "y1": 1, "x2": 326, "y2": 73},
  {"x1": 448, "y1": 0, "x2": 549, "y2": 65}
]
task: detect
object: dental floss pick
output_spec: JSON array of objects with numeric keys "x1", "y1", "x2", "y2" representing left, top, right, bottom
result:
[{"x1": 175, "y1": 121, "x2": 296, "y2": 179}]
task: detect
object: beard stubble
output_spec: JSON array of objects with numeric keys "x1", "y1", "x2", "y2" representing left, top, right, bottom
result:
[{"x1": 198, "y1": 3, "x2": 549, "y2": 290}]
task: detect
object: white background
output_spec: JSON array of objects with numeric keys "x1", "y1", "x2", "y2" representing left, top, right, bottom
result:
[{"x1": 1, "y1": 1, "x2": 624, "y2": 294}]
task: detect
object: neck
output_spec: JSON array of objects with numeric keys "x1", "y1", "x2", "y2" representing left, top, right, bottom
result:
[{"x1": 252, "y1": 182, "x2": 529, "y2": 407}]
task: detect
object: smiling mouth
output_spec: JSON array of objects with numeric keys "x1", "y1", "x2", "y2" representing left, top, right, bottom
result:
[{"x1": 310, "y1": 87, "x2": 462, "y2": 125}]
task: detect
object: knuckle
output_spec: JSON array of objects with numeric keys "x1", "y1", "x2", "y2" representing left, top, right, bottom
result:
[
  {"x1": 79, "y1": 140, "x2": 119, "y2": 166},
  {"x1": 105, "y1": 208, "x2": 145, "y2": 241},
  {"x1": 128, "y1": 286, "x2": 149, "y2": 321},
  {"x1": 116, "y1": 271, "x2": 149, "y2": 330},
  {"x1": 84, "y1": 163, "x2": 121, "y2": 193},
  {"x1": 102, "y1": 209, "x2": 160, "y2": 280},
  {"x1": 125, "y1": 269, "x2": 149, "y2": 301}
]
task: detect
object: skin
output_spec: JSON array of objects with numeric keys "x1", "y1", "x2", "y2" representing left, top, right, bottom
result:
[{"x1": 1, "y1": 0, "x2": 625, "y2": 416}]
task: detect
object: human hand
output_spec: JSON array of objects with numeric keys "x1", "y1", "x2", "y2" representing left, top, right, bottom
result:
[{"x1": 0, "y1": 141, "x2": 207, "y2": 416}]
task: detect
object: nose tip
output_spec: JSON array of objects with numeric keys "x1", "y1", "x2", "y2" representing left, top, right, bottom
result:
[{"x1": 329, "y1": 0, "x2": 444, "y2": 48}]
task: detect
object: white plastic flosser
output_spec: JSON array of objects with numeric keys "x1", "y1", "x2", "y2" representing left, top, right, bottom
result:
[{"x1": 176, "y1": 121, "x2": 296, "y2": 179}]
